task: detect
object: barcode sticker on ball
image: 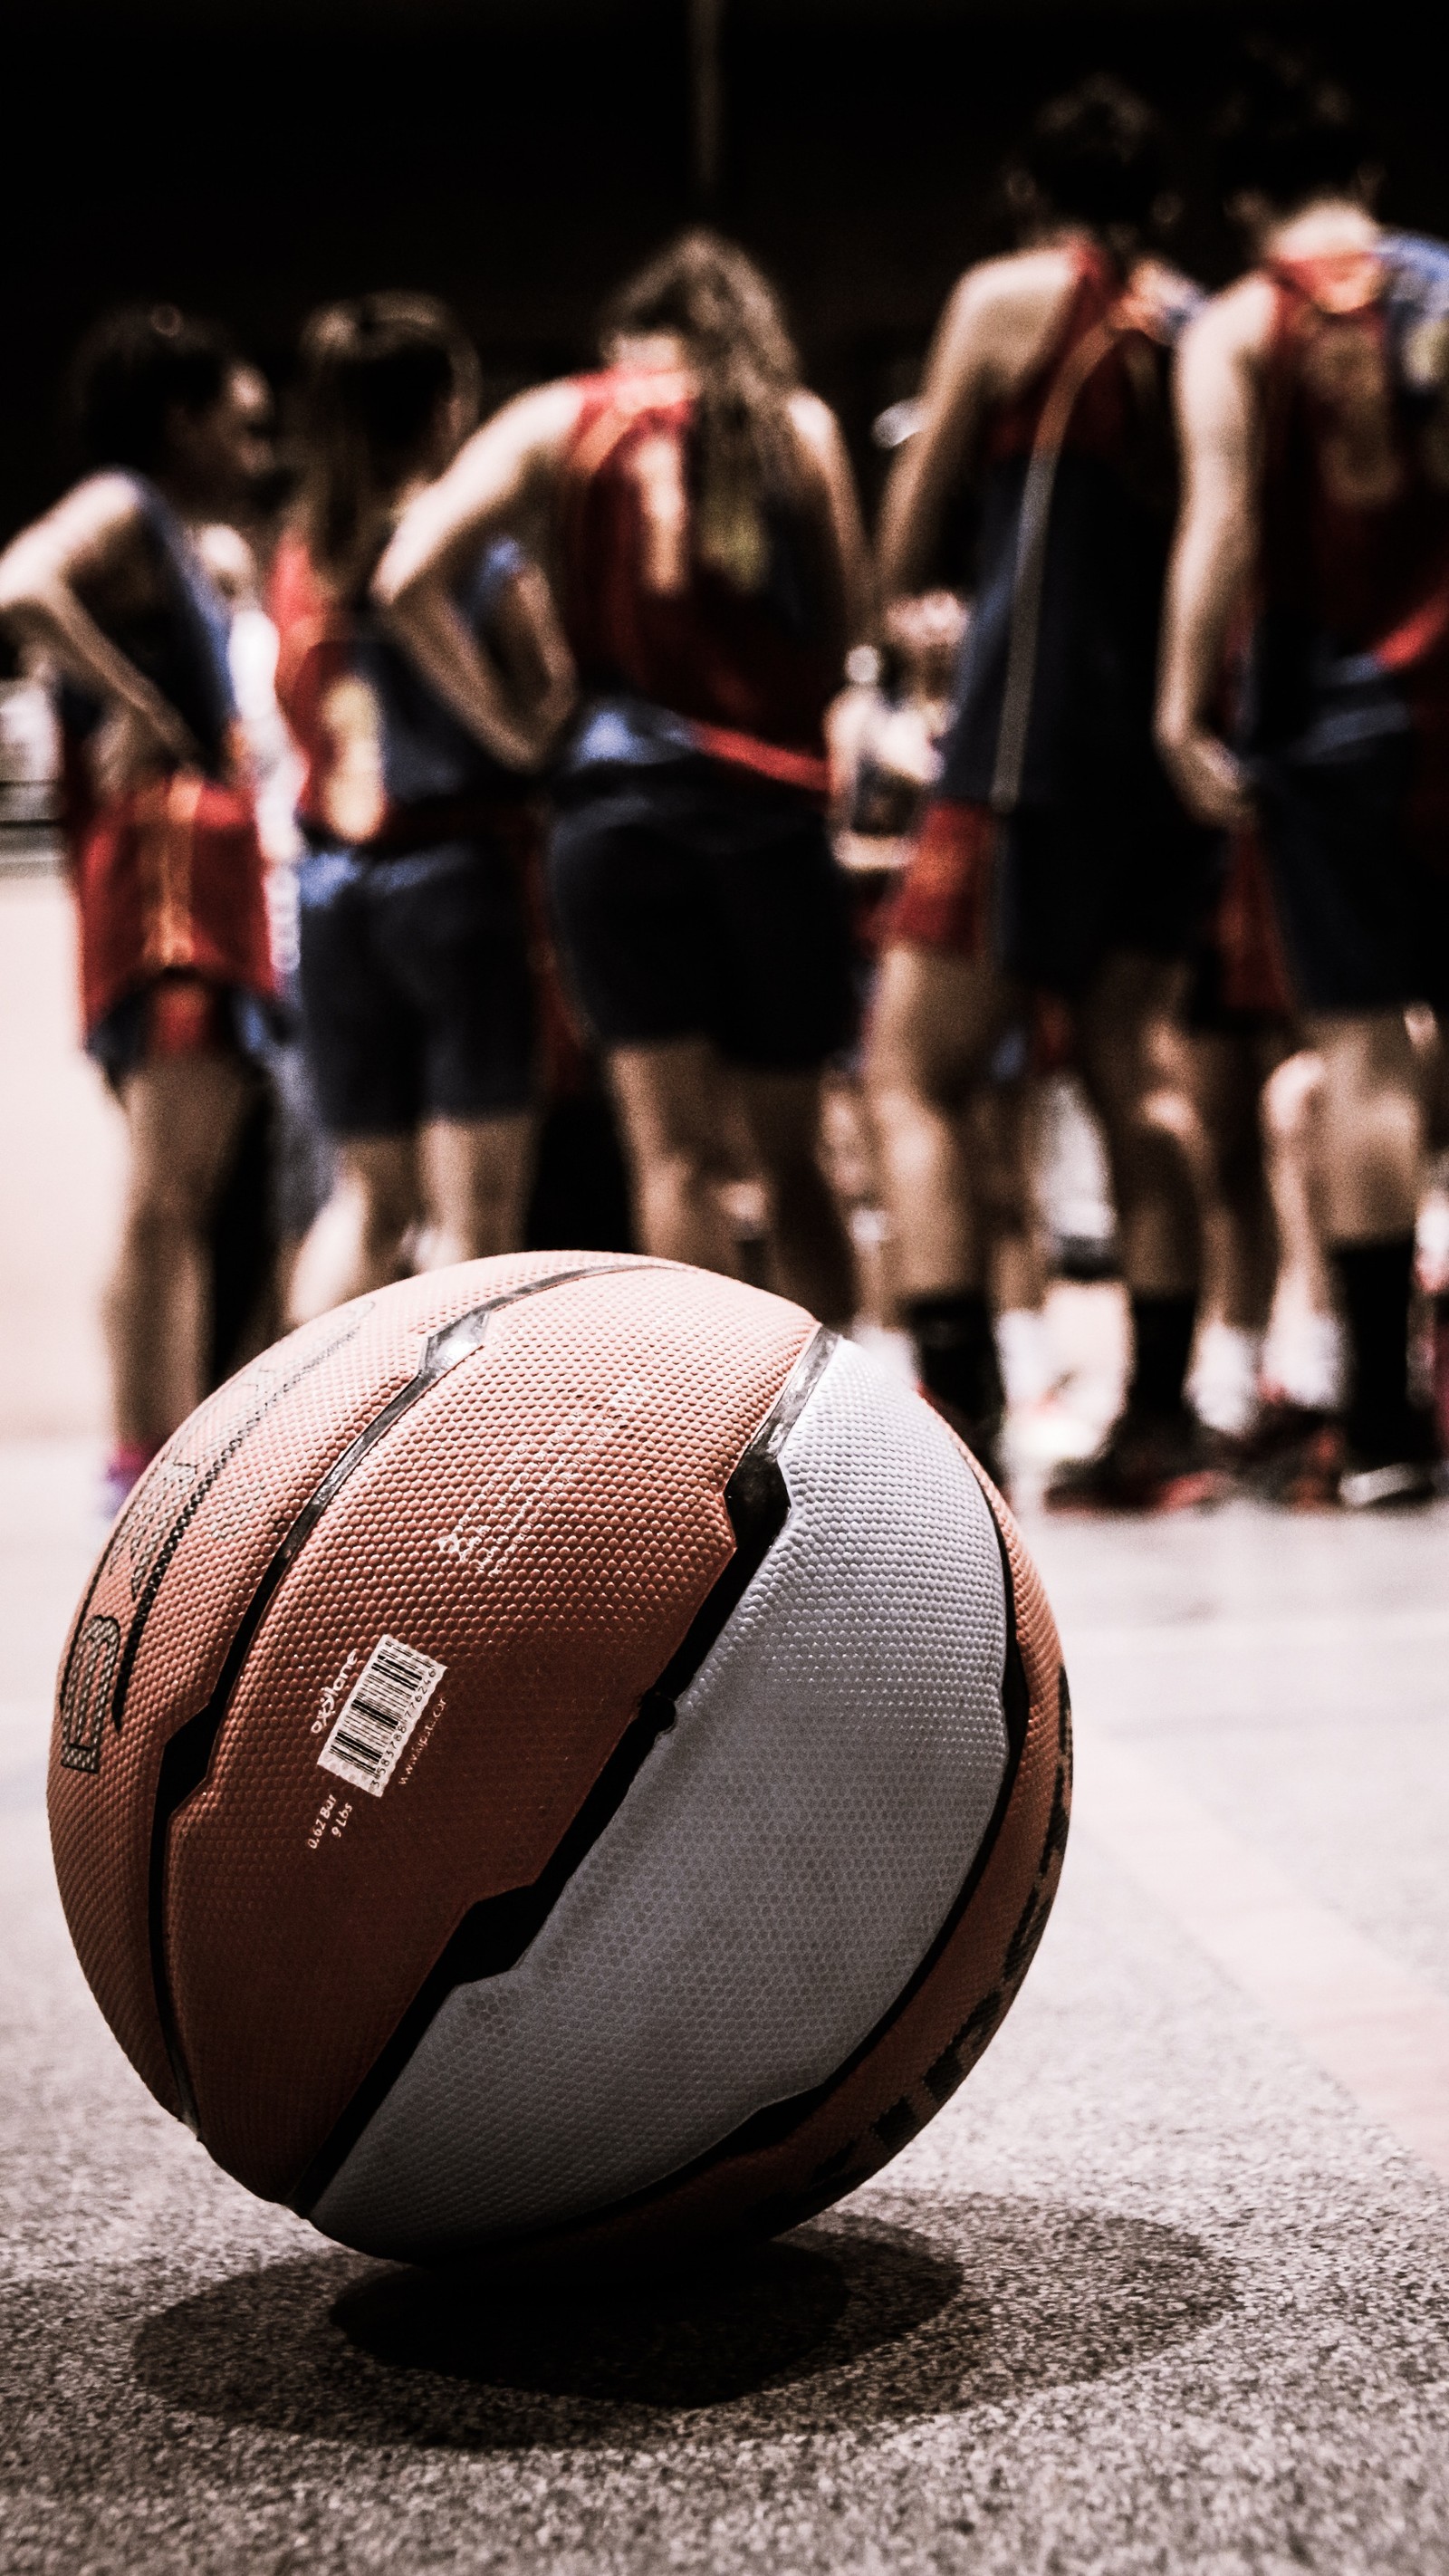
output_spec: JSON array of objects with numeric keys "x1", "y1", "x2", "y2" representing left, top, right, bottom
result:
[{"x1": 317, "y1": 1634, "x2": 445, "y2": 1797}]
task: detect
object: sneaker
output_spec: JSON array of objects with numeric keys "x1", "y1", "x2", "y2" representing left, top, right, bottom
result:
[
  {"x1": 1233, "y1": 1400, "x2": 1342, "y2": 1508},
  {"x1": 1043, "y1": 1403, "x2": 1226, "y2": 1514},
  {"x1": 1338, "y1": 1407, "x2": 1440, "y2": 1511}
]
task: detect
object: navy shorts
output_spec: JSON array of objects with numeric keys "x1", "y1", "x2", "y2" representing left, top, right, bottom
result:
[
  {"x1": 548, "y1": 768, "x2": 856, "y2": 1071},
  {"x1": 892, "y1": 793, "x2": 1220, "y2": 998},
  {"x1": 297, "y1": 838, "x2": 535, "y2": 1136},
  {"x1": 996, "y1": 800, "x2": 1220, "y2": 995},
  {"x1": 1254, "y1": 758, "x2": 1449, "y2": 1015}
]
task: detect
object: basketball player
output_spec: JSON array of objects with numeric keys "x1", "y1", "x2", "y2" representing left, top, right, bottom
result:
[
  {"x1": 867, "y1": 79, "x2": 1220, "y2": 1504},
  {"x1": 271, "y1": 295, "x2": 571, "y2": 1320},
  {"x1": 1158, "y1": 49, "x2": 1448, "y2": 1504},
  {"x1": 0, "y1": 306, "x2": 276, "y2": 1508},
  {"x1": 374, "y1": 232, "x2": 866, "y2": 1325}
]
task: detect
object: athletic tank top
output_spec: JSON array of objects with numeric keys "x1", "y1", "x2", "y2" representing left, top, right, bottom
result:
[
  {"x1": 59, "y1": 475, "x2": 240, "y2": 780},
  {"x1": 1243, "y1": 231, "x2": 1449, "y2": 852},
  {"x1": 937, "y1": 240, "x2": 1200, "y2": 816},
  {"x1": 555, "y1": 367, "x2": 837, "y2": 793},
  {"x1": 269, "y1": 530, "x2": 533, "y2": 852}
]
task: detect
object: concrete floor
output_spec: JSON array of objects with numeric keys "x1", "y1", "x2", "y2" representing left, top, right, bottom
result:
[{"x1": 2, "y1": 1442, "x2": 1447, "y2": 2574}]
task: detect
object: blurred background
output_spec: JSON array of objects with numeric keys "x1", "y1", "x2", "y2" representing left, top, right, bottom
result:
[{"x1": 2, "y1": 0, "x2": 1446, "y2": 1437}]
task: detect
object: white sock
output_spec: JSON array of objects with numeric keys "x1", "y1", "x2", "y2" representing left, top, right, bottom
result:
[
  {"x1": 1188, "y1": 1322, "x2": 1263, "y2": 1437},
  {"x1": 995, "y1": 1307, "x2": 1053, "y2": 1410},
  {"x1": 1262, "y1": 1310, "x2": 1346, "y2": 1413}
]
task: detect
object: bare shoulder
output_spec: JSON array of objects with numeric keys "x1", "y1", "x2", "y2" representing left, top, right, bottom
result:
[
  {"x1": 0, "y1": 471, "x2": 147, "y2": 603},
  {"x1": 17, "y1": 472, "x2": 144, "y2": 559},
  {"x1": 950, "y1": 245, "x2": 1080, "y2": 333},
  {"x1": 963, "y1": 244, "x2": 1081, "y2": 310},
  {"x1": 1182, "y1": 273, "x2": 1278, "y2": 370},
  {"x1": 933, "y1": 245, "x2": 1080, "y2": 393}
]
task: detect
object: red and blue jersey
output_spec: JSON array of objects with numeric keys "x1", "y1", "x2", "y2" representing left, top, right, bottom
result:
[
  {"x1": 1243, "y1": 230, "x2": 1449, "y2": 863},
  {"x1": 57, "y1": 476, "x2": 273, "y2": 1034},
  {"x1": 554, "y1": 368, "x2": 838, "y2": 797},
  {"x1": 935, "y1": 241, "x2": 1201, "y2": 823},
  {"x1": 270, "y1": 529, "x2": 534, "y2": 853}
]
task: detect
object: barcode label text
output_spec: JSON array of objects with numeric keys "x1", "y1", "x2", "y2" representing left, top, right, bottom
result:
[{"x1": 316, "y1": 1633, "x2": 445, "y2": 1797}]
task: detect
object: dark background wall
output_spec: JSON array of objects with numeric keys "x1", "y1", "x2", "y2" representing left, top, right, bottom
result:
[{"x1": 5, "y1": 0, "x2": 1449, "y2": 535}]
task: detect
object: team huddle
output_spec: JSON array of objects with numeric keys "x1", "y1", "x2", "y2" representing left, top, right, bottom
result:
[{"x1": 4, "y1": 48, "x2": 1447, "y2": 1517}]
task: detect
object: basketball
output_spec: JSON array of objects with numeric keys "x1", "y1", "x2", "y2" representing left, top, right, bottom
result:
[{"x1": 49, "y1": 1253, "x2": 1070, "y2": 2267}]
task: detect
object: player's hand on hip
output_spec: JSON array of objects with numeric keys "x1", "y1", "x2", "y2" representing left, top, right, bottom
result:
[{"x1": 1157, "y1": 722, "x2": 1253, "y2": 830}]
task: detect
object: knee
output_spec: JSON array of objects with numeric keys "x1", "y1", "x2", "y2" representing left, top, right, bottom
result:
[
  {"x1": 1100, "y1": 1078, "x2": 1195, "y2": 1169},
  {"x1": 867, "y1": 1039, "x2": 963, "y2": 1126},
  {"x1": 341, "y1": 1169, "x2": 417, "y2": 1260},
  {"x1": 634, "y1": 1134, "x2": 715, "y2": 1206},
  {"x1": 1262, "y1": 1053, "x2": 1324, "y2": 1152}
]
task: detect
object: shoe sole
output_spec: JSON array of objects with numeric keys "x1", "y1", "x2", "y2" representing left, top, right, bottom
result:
[{"x1": 1338, "y1": 1462, "x2": 1438, "y2": 1510}]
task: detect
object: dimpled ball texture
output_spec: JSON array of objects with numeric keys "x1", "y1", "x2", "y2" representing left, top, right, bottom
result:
[{"x1": 50, "y1": 1254, "x2": 1070, "y2": 2271}]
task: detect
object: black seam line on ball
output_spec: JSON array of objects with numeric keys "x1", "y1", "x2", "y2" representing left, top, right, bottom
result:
[
  {"x1": 57, "y1": 1307, "x2": 372, "y2": 1747},
  {"x1": 147, "y1": 1258, "x2": 665, "y2": 2135},
  {"x1": 290, "y1": 1322, "x2": 839, "y2": 2217},
  {"x1": 419, "y1": 1457, "x2": 1032, "y2": 2262}
]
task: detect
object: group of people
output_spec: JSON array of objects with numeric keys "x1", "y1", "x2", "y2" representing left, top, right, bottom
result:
[{"x1": 3, "y1": 44, "x2": 1447, "y2": 1517}]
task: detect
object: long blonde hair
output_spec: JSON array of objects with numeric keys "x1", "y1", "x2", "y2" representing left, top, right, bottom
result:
[{"x1": 602, "y1": 230, "x2": 801, "y2": 591}]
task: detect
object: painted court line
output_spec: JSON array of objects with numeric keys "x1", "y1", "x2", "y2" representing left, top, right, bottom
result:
[{"x1": 1079, "y1": 1735, "x2": 1449, "y2": 2187}]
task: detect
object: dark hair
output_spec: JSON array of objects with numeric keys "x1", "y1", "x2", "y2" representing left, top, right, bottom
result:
[
  {"x1": 1020, "y1": 77, "x2": 1170, "y2": 233},
  {"x1": 1214, "y1": 44, "x2": 1368, "y2": 210},
  {"x1": 602, "y1": 230, "x2": 801, "y2": 590},
  {"x1": 296, "y1": 293, "x2": 480, "y2": 591},
  {"x1": 72, "y1": 304, "x2": 236, "y2": 474}
]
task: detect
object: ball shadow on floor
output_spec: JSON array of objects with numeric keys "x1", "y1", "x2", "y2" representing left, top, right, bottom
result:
[{"x1": 123, "y1": 2194, "x2": 1237, "y2": 2456}]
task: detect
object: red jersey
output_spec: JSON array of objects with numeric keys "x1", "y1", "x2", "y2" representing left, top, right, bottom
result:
[
  {"x1": 1260, "y1": 238, "x2": 1449, "y2": 654},
  {"x1": 270, "y1": 529, "x2": 533, "y2": 852},
  {"x1": 936, "y1": 239, "x2": 1200, "y2": 815},
  {"x1": 1248, "y1": 231, "x2": 1449, "y2": 853},
  {"x1": 57, "y1": 476, "x2": 273, "y2": 1035},
  {"x1": 984, "y1": 240, "x2": 1194, "y2": 486},
  {"x1": 555, "y1": 369, "x2": 839, "y2": 792}
]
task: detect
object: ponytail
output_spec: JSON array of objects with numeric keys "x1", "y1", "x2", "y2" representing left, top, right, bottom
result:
[{"x1": 603, "y1": 230, "x2": 801, "y2": 591}]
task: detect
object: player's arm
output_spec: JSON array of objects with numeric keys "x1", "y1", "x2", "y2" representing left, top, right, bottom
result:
[
  {"x1": 373, "y1": 382, "x2": 581, "y2": 770},
  {"x1": 487, "y1": 554, "x2": 578, "y2": 747},
  {"x1": 1156, "y1": 282, "x2": 1273, "y2": 828},
  {"x1": 789, "y1": 389, "x2": 873, "y2": 668},
  {"x1": 0, "y1": 476, "x2": 200, "y2": 763},
  {"x1": 877, "y1": 256, "x2": 1068, "y2": 605}
]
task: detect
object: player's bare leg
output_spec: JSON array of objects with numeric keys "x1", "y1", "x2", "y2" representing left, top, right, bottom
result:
[
  {"x1": 971, "y1": 1077, "x2": 1058, "y2": 1426},
  {"x1": 868, "y1": 943, "x2": 1014, "y2": 1466},
  {"x1": 419, "y1": 1115, "x2": 535, "y2": 1267},
  {"x1": 868, "y1": 946, "x2": 1013, "y2": 1298},
  {"x1": 608, "y1": 1041, "x2": 743, "y2": 1277},
  {"x1": 1188, "y1": 1029, "x2": 1280, "y2": 1330},
  {"x1": 108, "y1": 1052, "x2": 253, "y2": 1449},
  {"x1": 1183, "y1": 1026, "x2": 1285, "y2": 1438},
  {"x1": 1077, "y1": 955, "x2": 1200, "y2": 1299},
  {"x1": 288, "y1": 1137, "x2": 420, "y2": 1322},
  {"x1": 1305, "y1": 1008, "x2": 1432, "y2": 1497},
  {"x1": 734, "y1": 1068, "x2": 856, "y2": 1327},
  {"x1": 1046, "y1": 954, "x2": 1220, "y2": 1511}
]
